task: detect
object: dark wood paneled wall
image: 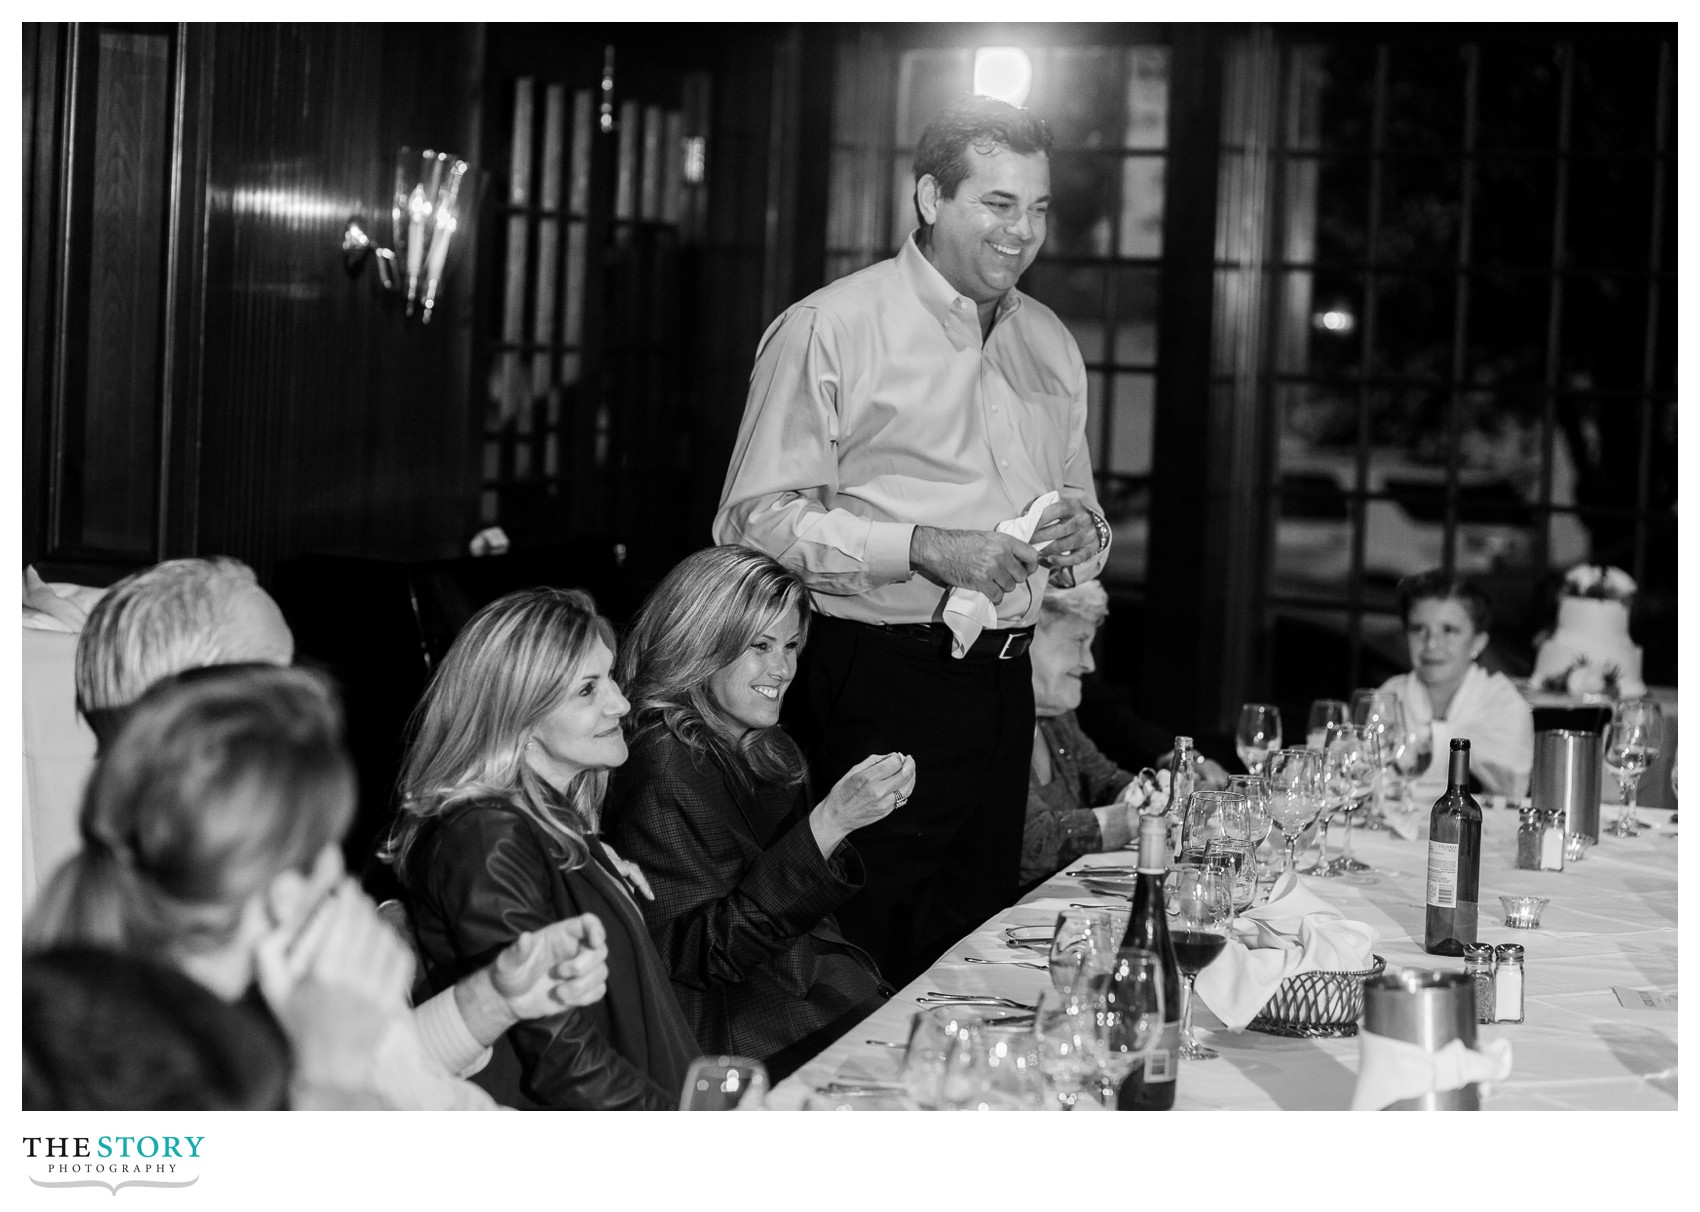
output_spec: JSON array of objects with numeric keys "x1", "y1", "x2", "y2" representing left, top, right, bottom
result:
[
  {"x1": 25, "y1": 23, "x2": 487, "y2": 585},
  {"x1": 194, "y1": 24, "x2": 485, "y2": 582}
]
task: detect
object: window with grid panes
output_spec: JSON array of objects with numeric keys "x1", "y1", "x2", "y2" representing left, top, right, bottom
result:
[
  {"x1": 1257, "y1": 33, "x2": 1675, "y2": 696},
  {"x1": 826, "y1": 40, "x2": 1172, "y2": 582}
]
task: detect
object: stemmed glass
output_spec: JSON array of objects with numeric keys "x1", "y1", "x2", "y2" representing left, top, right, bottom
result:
[
  {"x1": 679, "y1": 1055, "x2": 769, "y2": 1110},
  {"x1": 1227, "y1": 774, "x2": 1274, "y2": 883},
  {"x1": 1605, "y1": 698, "x2": 1664, "y2": 838},
  {"x1": 1076, "y1": 947, "x2": 1163, "y2": 1102},
  {"x1": 1170, "y1": 866, "x2": 1232, "y2": 1060},
  {"x1": 1235, "y1": 703, "x2": 1283, "y2": 775},
  {"x1": 1392, "y1": 719, "x2": 1434, "y2": 813},
  {"x1": 1267, "y1": 747, "x2": 1322, "y2": 877},
  {"x1": 1320, "y1": 724, "x2": 1378, "y2": 875},
  {"x1": 1306, "y1": 699, "x2": 1350, "y2": 750},
  {"x1": 1033, "y1": 988, "x2": 1100, "y2": 1110},
  {"x1": 1048, "y1": 908, "x2": 1116, "y2": 997},
  {"x1": 900, "y1": 1006, "x2": 976, "y2": 1110},
  {"x1": 1351, "y1": 690, "x2": 1405, "y2": 828},
  {"x1": 940, "y1": 1019, "x2": 1045, "y2": 1111}
]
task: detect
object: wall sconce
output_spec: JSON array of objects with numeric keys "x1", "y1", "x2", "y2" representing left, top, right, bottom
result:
[{"x1": 342, "y1": 147, "x2": 472, "y2": 323}]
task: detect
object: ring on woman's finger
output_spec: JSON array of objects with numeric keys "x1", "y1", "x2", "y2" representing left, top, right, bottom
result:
[{"x1": 894, "y1": 794, "x2": 909, "y2": 807}]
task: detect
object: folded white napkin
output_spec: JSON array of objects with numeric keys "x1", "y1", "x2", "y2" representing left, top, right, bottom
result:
[
  {"x1": 1192, "y1": 872, "x2": 1380, "y2": 1030},
  {"x1": 23, "y1": 566, "x2": 105, "y2": 632},
  {"x1": 1351, "y1": 1033, "x2": 1514, "y2": 1111},
  {"x1": 941, "y1": 492, "x2": 1057, "y2": 659}
]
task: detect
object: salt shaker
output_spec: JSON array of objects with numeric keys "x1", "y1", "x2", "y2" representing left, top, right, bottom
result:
[
  {"x1": 1515, "y1": 809, "x2": 1541, "y2": 871},
  {"x1": 1538, "y1": 809, "x2": 1566, "y2": 871},
  {"x1": 1463, "y1": 943, "x2": 1496, "y2": 1024},
  {"x1": 1493, "y1": 943, "x2": 1525, "y2": 1023}
]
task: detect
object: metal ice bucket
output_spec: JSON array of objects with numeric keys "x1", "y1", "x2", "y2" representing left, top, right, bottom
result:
[
  {"x1": 1531, "y1": 729, "x2": 1603, "y2": 842},
  {"x1": 1362, "y1": 970, "x2": 1479, "y2": 1110}
]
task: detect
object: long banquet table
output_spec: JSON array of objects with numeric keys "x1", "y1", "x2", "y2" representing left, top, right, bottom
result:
[{"x1": 771, "y1": 802, "x2": 1678, "y2": 1110}]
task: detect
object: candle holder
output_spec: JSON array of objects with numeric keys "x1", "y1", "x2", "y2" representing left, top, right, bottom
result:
[
  {"x1": 342, "y1": 147, "x2": 472, "y2": 324},
  {"x1": 1499, "y1": 895, "x2": 1551, "y2": 930}
]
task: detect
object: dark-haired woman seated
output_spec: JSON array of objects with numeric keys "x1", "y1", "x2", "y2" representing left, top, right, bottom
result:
[
  {"x1": 388, "y1": 587, "x2": 700, "y2": 1110},
  {"x1": 607, "y1": 546, "x2": 911, "y2": 1080}
]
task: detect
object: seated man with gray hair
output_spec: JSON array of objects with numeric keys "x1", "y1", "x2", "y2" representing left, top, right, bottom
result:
[{"x1": 64, "y1": 556, "x2": 612, "y2": 1110}]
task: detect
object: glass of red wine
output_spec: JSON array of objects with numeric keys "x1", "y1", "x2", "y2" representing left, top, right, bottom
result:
[{"x1": 1170, "y1": 865, "x2": 1233, "y2": 1061}]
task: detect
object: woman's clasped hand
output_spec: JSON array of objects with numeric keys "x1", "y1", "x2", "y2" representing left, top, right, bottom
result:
[{"x1": 812, "y1": 752, "x2": 917, "y2": 857}]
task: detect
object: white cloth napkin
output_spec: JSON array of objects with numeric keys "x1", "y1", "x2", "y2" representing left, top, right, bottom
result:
[
  {"x1": 941, "y1": 491, "x2": 1057, "y2": 659},
  {"x1": 1351, "y1": 1033, "x2": 1514, "y2": 1110},
  {"x1": 1192, "y1": 872, "x2": 1380, "y2": 1030},
  {"x1": 23, "y1": 566, "x2": 105, "y2": 632}
]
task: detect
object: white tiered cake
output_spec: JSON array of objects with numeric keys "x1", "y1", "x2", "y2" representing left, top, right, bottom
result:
[{"x1": 1533, "y1": 596, "x2": 1646, "y2": 697}]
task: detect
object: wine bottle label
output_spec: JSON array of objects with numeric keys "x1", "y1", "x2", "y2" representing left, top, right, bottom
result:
[
  {"x1": 1427, "y1": 841, "x2": 1459, "y2": 908},
  {"x1": 1143, "y1": 1022, "x2": 1179, "y2": 1083}
]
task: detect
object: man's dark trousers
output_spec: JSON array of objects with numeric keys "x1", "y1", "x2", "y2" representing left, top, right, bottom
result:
[{"x1": 785, "y1": 614, "x2": 1035, "y2": 988}]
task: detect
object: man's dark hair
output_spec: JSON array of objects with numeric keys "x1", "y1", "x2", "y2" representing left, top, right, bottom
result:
[
  {"x1": 1396, "y1": 569, "x2": 1494, "y2": 635},
  {"x1": 23, "y1": 945, "x2": 291, "y2": 1110},
  {"x1": 912, "y1": 94, "x2": 1053, "y2": 242}
]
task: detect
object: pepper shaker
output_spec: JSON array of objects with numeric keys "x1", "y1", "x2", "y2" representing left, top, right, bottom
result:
[
  {"x1": 1515, "y1": 808, "x2": 1541, "y2": 871},
  {"x1": 1463, "y1": 943, "x2": 1497, "y2": 1024}
]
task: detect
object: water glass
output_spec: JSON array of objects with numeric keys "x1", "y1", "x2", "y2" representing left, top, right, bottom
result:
[
  {"x1": 1317, "y1": 724, "x2": 1377, "y2": 876},
  {"x1": 1235, "y1": 703, "x2": 1283, "y2": 775},
  {"x1": 940, "y1": 1019, "x2": 1045, "y2": 1111},
  {"x1": 679, "y1": 1055, "x2": 769, "y2": 1110},
  {"x1": 1048, "y1": 908, "x2": 1117, "y2": 997},
  {"x1": 1032, "y1": 988, "x2": 1100, "y2": 1110},
  {"x1": 1076, "y1": 947, "x2": 1163, "y2": 1104},
  {"x1": 1606, "y1": 698, "x2": 1664, "y2": 838},
  {"x1": 1228, "y1": 774, "x2": 1274, "y2": 880},
  {"x1": 1267, "y1": 747, "x2": 1323, "y2": 876},
  {"x1": 900, "y1": 1006, "x2": 978, "y2": 1110},
  {"x1": 1306, "y1": 698, "x2": 1350, "y2": 750}
]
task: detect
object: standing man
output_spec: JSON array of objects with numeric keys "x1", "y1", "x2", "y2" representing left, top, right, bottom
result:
[{"x1": 714, "y1": 96, "x2": 1110, "y2": 984}]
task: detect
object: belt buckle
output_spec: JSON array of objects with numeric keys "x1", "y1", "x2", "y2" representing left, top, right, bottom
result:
[{"x1": 998, "y1": 631, "x2": 1024, "y2": 660}]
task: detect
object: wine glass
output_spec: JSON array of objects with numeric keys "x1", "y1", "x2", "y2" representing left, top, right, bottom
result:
[
  {"x1": 940, "y1": 1019, "x2": 1045, "y2": 1111},
  {"x1": 1203, "y1": 792, "x2": 1257, "y2": 909},
  {"x1": 1392, "y1": 719, "x2": 1434, "y2": 813},
  {"x1": 1351, "y1": 690, "x2": 1405, "y2": 828},
  {"x1": 1048, "y1": 908, "x2": 1116, "y2": 997},
  {"x1": 679, "y1": 1055, "x2": 769, "y2": 1110},
  {"x1": 1032, "y1": 988, "x2": 1100, "y2": 1110},
  {"x1": 1077, "y1": 947, "x2": 1163, "y2": 1103},
  {"x1": 1605, "y1": 698, "x2": 1664, "y2": 838},
  {"x1": 1306, "y1": 699, "x2": 1349, "y2": 749},
  {"x1": 1235, "y1": 703, "x2": 1283, "y2": 775},
  {"x1": 1267, "y1": 747, "x2": 1322, "y2": 877},
  {"x1": 900, "y1": 1006, "x2": 977, "y2": 1110},
  {"x1": 1170, "y1": 866, "x2": 1232, "y2": 1060},
  {"x1": 1321, "y1": 724, "x2": 1378, "y2": 875},
  {"x1": 1228, "y1": 774, "x2": 1275, "y2": 882}
]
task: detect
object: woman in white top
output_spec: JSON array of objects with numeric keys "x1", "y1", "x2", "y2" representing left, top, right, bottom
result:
[{"x1": 1379, "y1": 571, "x2": 1533, "y2": 799}]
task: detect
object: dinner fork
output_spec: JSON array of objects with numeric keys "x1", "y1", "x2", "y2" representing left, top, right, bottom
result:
[
  {"x1": 962, "y1": 955, "x2": 1048, "y2": 970},
  {"x1": 916, "y1": 991, "x2": 1037, "y2": 1011}
]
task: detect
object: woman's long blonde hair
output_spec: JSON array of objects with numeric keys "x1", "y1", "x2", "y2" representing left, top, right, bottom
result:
[
  {"x1": 617, "y1": 545, "x2": 810, "y2": 796},
  {"x1": 386, "y1": 587, "x2": 617, "y2": 877}
]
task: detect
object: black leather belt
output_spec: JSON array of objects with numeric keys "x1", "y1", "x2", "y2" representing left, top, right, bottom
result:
[{"x1": 873, "y1": 621, "x2": 1034, "y2": 660}]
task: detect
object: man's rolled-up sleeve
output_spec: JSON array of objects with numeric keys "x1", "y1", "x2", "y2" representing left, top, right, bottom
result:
[
  {"x1": 1057, "y1": 337, "x2": 1111, "y2": 584},
  {"x1": 712, "y1": 307, "x2": 915, "y2": 595}
]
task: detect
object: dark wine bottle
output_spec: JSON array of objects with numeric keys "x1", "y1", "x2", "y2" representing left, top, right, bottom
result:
[
  {"x1": 1117, "y1": 814, "x2": 1180, "y2": 1110},
  {"x1": 1424, "y1": 738, "x2": 1482, "y2": 956}
]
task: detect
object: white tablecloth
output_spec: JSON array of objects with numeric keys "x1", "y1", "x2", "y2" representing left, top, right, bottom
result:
[{"x1": 770, "y1": 803, "x2": 1678, "y2": 1110}]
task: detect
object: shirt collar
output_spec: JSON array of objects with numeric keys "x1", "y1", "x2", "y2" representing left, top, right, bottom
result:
[{"x1": 897, "y1": 232, "x2": 1024, "y2": 335}]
